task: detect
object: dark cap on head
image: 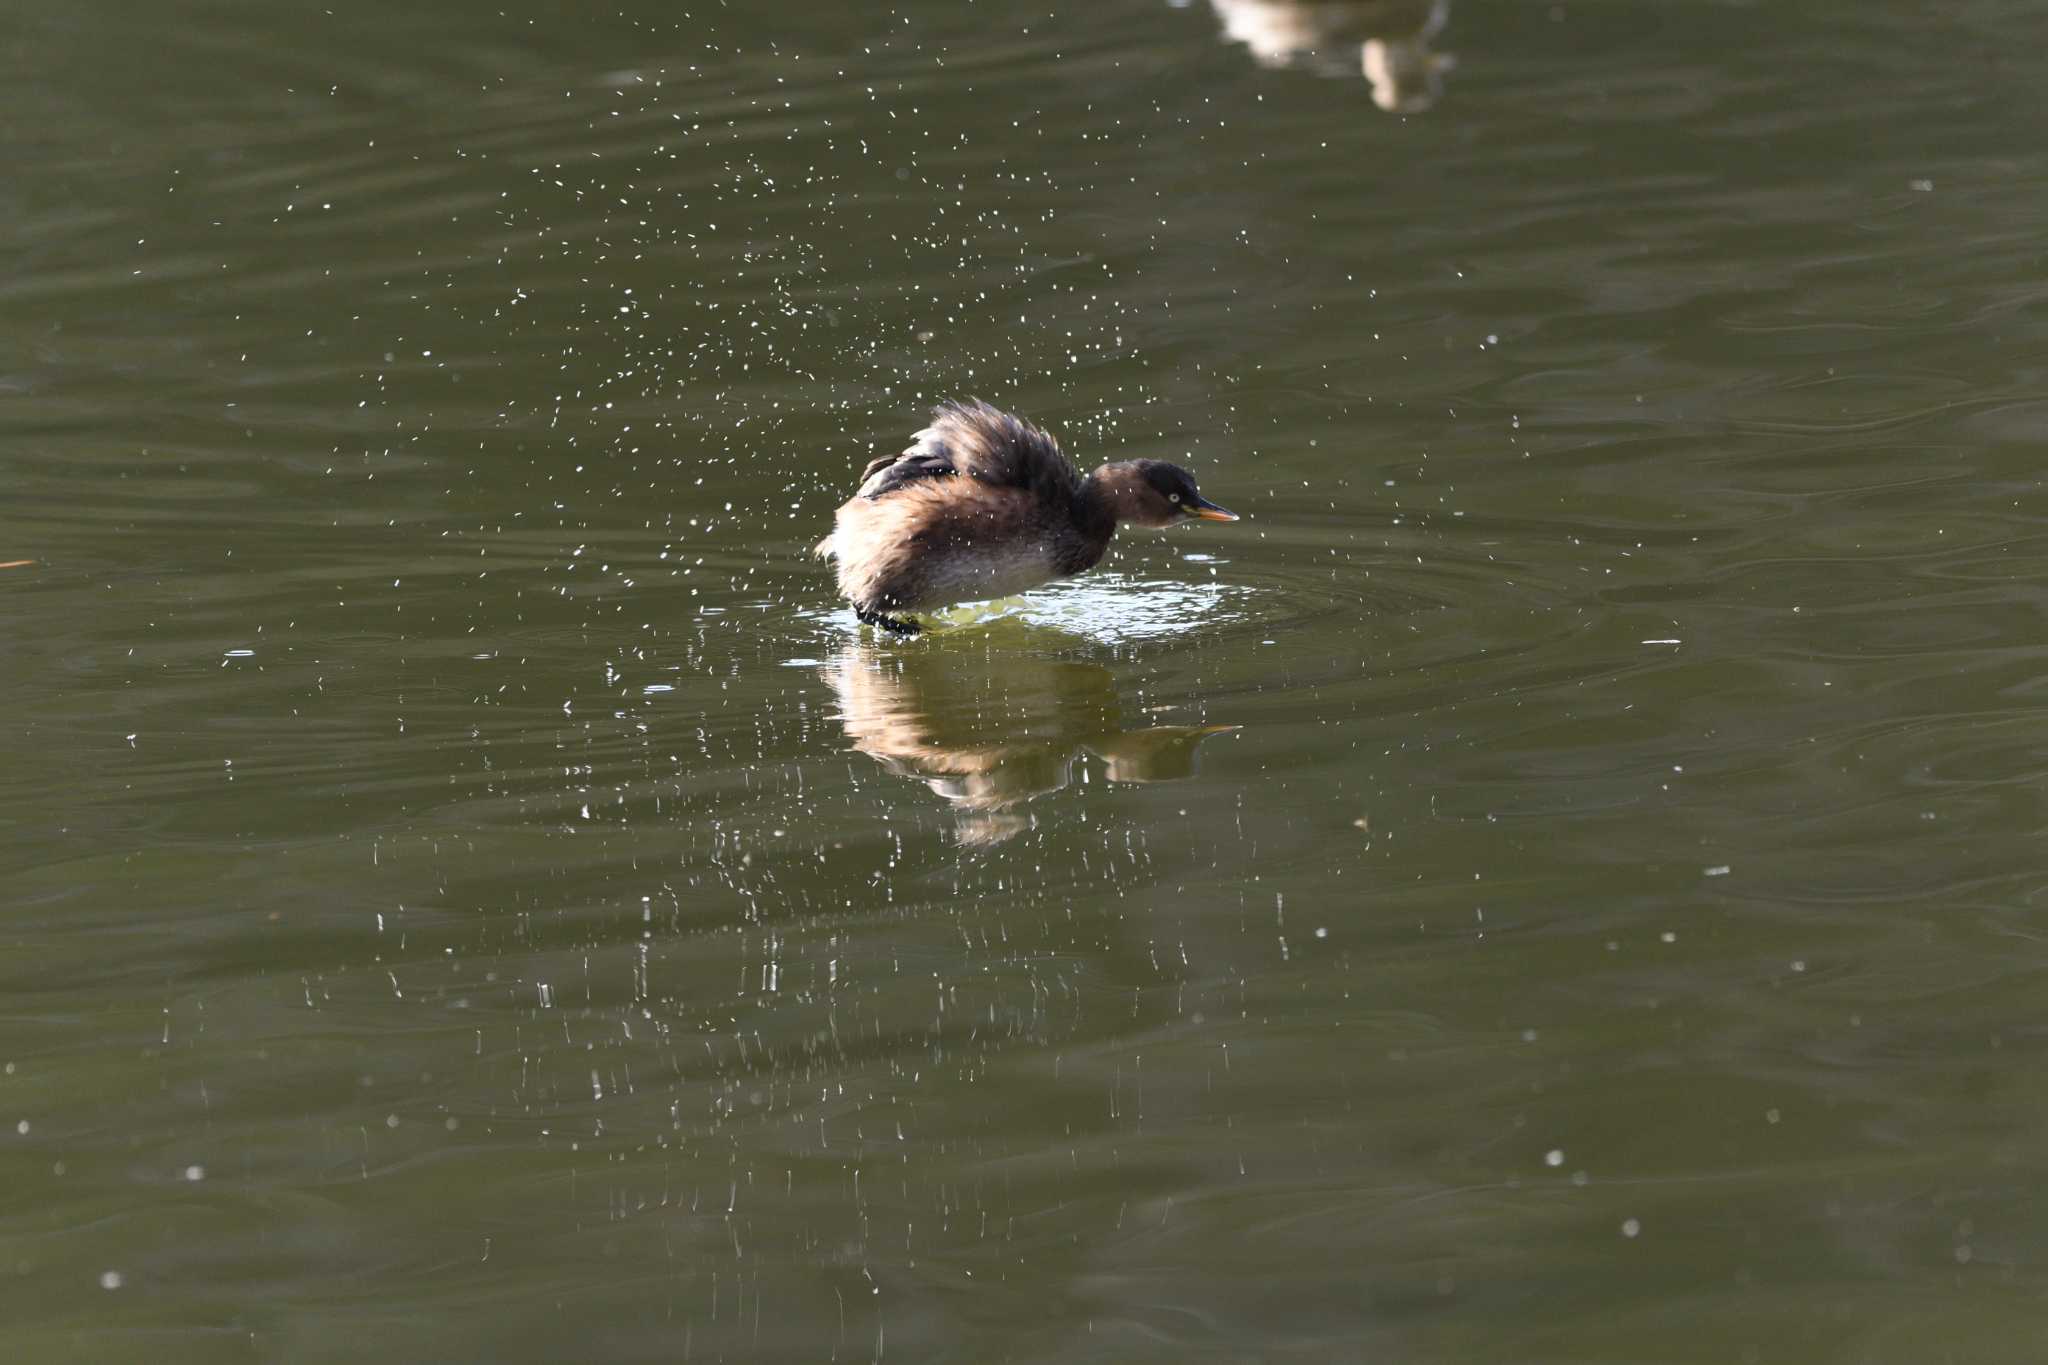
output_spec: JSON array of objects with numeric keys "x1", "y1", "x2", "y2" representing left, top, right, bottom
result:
[{"x1": 1093, "y1": 459, "x2": 1238, "y2": 528}]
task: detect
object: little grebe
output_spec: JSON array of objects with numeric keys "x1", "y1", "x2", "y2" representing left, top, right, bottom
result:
[{"x1": 815, "y1": 400, "x2": 1237, "y2": 634}]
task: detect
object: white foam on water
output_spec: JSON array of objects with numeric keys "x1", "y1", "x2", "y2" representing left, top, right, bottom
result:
[{"x1": 916, "y1": 573, "x2": 1250, "y2": 645}]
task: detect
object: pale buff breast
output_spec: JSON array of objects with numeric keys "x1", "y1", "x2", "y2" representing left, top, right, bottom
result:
[
  {"x1": 831, "y1": 482, "x2": 1063, "y2": 612},
  {"x1": 905, "y1": 541, "x2": 1064, "y2": 609}
]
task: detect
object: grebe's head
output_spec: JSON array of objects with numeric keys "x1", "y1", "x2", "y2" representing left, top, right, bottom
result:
[{"x1": 1092, "y1": 459, "x2": 1238, "y2": 529}]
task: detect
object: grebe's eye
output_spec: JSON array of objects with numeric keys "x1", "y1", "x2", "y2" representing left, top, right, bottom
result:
[{"x1": 1169, "y1": 492, "x2": 1181, "y2": 503}]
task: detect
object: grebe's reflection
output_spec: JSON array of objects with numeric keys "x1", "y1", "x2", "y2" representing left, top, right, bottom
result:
[
  {"x1": 1206, "y1": 0, "x2": 1454, "y2": 112},
  {"x1": 822, "y1": 643, "x2": 1234, "y2": 845}
]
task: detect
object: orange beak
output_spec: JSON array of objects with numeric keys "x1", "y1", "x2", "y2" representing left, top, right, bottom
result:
[{"x1": 1188, "y1": 496, "x2": 1238, "y2": 522}]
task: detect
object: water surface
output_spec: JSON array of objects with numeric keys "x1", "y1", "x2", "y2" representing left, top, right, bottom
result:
[{"x1": 8, "y1": 0, "x2": 2048, "y2": 1359}]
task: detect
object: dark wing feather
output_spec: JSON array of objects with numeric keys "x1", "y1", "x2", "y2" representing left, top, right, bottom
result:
[
  {"x1": 855, "y1": 400, "x2": 1079, "y2": 502},
  {"x1": 859, "y1": 450, "x2": 957, "y2": 499}
]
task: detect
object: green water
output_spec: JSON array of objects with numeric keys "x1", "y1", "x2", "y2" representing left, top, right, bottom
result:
[{"x1": 8, "y1": 0, "x2": 2048, "y2": 1359}]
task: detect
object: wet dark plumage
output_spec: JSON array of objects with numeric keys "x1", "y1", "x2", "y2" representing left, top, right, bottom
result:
[{"x1": 815, "y1": 400, "x2": 1237, "y2": 634}]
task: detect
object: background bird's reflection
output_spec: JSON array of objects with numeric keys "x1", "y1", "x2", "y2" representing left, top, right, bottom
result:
[
  {"x1": 1205, "y1": 0, "x2": 1454, "y2": 111},
  {"x1": 822, "y1": 638, "x2": 1235, "y2": 845}
]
